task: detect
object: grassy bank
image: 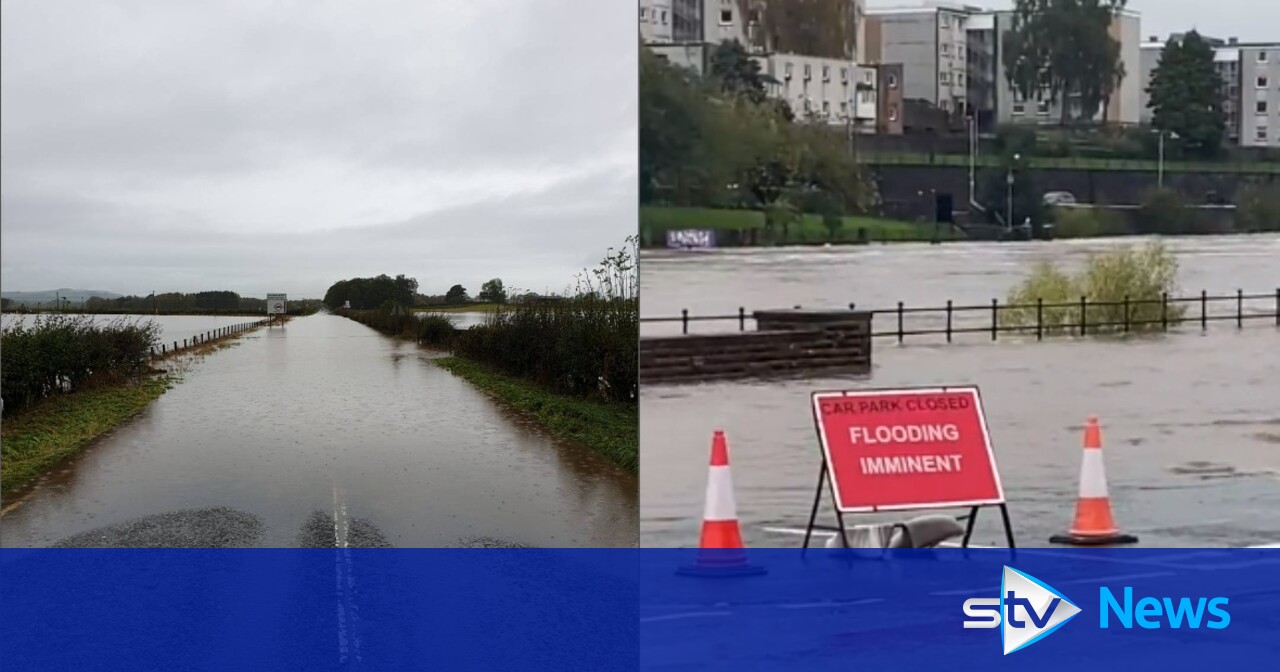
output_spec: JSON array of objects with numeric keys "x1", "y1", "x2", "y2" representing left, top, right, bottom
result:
[
  {"x1": 434, "y1": 357, "x2": 637, "y2": 475},
  {"x1": 640, "y1": 206, "x2": 952, "y2": 246},
  {"x1": 1, "y1": 374, "x2": 172, "y2": 495}
]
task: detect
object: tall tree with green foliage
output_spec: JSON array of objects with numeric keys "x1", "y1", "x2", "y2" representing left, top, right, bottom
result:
[
  {"x1": 1147, "y1": 31, "x2": 1225, "y2": 158},
  {"x1": 1002, "y1": 0, "x2": 1127, "y2": 125},
  {"x1": 708, "y1": 41, "x2": 769, "y2": 105},
  {"x1": 478, "y1": 278, "x2": 507, "y2": 304}
]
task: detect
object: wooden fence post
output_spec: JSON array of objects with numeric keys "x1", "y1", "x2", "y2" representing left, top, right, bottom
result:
[
  {"x1": 1123, "y1": 296, "x2": 1130, "y2": 333},
  {"x1": 1080, "y1": 297, "x2": 1087, "y2": 336},
  {"x1": 1237, "y1": 289, "x2": 1243, "y2": 329},
  {"x1": 681, "y1": 309, "x2": 688, "y2": 335},
  {"x1": 1162, "y1": 292, "x2": 1169, "y2": 331},
  {"x1": 1201, "y1": 290, "x2": 1207, "y2": 331}
]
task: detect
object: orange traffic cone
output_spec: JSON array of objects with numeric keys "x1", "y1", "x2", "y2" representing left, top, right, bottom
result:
[
  {"x1": 677, "y1": 431, "x2": 766, "y2": 577},
  {"x1": 1050, "y1": 417, "x2": 1139, "y2": 545}
]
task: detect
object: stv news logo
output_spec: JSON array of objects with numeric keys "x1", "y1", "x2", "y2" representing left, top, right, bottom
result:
[
  {"x1": 962, "y1": 566, "x2": 1080, "y2": 655},
  {"x1": 962, "y1": 566, "x2": 1232, "y2": 655}
]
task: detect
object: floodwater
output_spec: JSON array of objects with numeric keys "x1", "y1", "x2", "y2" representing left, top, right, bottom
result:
[
  {"x1": 416, "y1": 311, "x2": 490, "y2": 329},
  {"x1": 1, "y1": 313, "x2": 637, "y2": 548},
  {"x1": 0, "y1": 313, "x2": 261, "y2": 348},
  {"x1": 640, "y1": 234, "x2": 1280, "y2": 547}
]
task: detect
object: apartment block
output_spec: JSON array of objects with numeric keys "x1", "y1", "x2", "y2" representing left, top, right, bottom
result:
[
  {"x1": 864, "y1": 4, "x2": 971, "y2": 117},
  {"x1": 1140, "y1": 36, "x2": 1280, "y2": 147},
  {"x1": 963, "y1": 8, "x2": 1141, "y2": 126},
  {"x1": 640, "y1": 0, "x2": 674, "y2": 43},
  {"x1": 1240, "y1": 45, "x2": 1280, "y2": 147}
]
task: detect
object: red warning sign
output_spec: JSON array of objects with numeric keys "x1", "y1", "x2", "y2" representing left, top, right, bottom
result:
[{"x1": 811, "y1": 386, "x2": 1005, "y2": 512}]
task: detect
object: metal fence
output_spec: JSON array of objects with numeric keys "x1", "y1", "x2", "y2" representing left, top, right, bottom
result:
[{"x1": 641, "y1": 289, "x2": 1280, "y2": 343}]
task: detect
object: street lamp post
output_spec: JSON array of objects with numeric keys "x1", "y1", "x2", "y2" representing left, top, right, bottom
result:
[
  {"x1": 1156, "y1": 130, "x2": 1179, "y2": 190},
  {"x1": 1006, "y1": 153, "x2": 1020, "y2": 234}
]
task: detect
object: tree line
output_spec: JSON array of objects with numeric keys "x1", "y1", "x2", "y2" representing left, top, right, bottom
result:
[
  {"x1": 640, "y1": 42, "x2": 877, "y2": 217},
  {"x1": 3, "y1": 291, "x2": 319, "y2": 315},
  {"x1": 323, "y1": 275, "x2": 510, "y2": 311}
]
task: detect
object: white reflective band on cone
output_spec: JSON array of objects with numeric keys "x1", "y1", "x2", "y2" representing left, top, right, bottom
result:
[
  {"x1": 703, "y1": 466, "x2": 738, "y2": 521},
  {"x1": 1078, "y1": 449, "x2": 1110, "y2": 498}
]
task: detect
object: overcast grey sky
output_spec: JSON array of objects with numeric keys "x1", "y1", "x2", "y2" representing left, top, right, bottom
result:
[
  {"x1": 1, "y1": 0, "x2": 636, "y2": 299},
  {"x1": 868, "y1": 1, "x2": 1279, "y2": 43}
]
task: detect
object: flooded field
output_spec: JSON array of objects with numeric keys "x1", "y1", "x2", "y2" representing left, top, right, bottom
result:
[
  {"x1": 1, "y1": 313, "x2": 637, "y2": 548},
  {"x1": 0, "y1": 313, "x2": 261, "y2": 348},
  {"x1": 640, "y1": 235, "x2": 1280, "y2": 548},
  {"x1": 416, "y1": 311, "x2": 490, "y2": 329}
]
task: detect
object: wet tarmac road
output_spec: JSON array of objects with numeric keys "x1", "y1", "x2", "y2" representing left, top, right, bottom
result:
[{"x1": 1, "y1": 313, "x2": 637, "y2": 548}]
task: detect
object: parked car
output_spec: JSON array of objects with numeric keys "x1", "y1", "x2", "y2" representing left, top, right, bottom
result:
[{"x1": 1043, "y1": 191, "x2": 1077, "y2": 206}]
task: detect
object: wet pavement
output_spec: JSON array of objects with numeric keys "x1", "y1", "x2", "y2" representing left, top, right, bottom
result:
[
  {"x1": 1, "y1": 313, "x2": 637, "y2": 548},
  {"x1": 640, "y1": 235, "x2": 1280, "y2": 548}
]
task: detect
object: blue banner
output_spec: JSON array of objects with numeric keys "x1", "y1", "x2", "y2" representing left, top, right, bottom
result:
[
  {"x1": 641, "y1": 548, "x2": 1280, "y2": 670},
  {"x1": 3, "y1": 548, "x2": 1279, "y2": 670},
  {"x1": 1, "y1": 549, "x2": 638, "y2": 671}
]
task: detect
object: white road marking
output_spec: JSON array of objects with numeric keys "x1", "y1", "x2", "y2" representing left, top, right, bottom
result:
[
  {"x1": 640, "y1": 611, "x2": 734, "y2": 624},
  {"x1": 332, "y1": 482, "x2": 362, "y2": 667}
]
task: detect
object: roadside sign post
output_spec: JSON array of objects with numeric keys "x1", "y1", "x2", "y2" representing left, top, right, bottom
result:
[
  {"x1": 266, "y1": 293, "x2": 287, "y2": 327},
  {"x1": 806, "y1": 386, "x2": 1016, "y2": 550}
]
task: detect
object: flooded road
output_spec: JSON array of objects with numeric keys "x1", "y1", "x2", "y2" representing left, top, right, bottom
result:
[
  {"x1": 641, "y1": 235, "x2": 1280, "y2": 547},
  {"x1": 2, "y1": 313, "x2": 637, "y2": 547}
]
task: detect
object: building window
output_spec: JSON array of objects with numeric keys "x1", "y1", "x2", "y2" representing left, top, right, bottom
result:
[
  {"x1": 822, "y1": 101, "x2": 830, "y2": 115},
  {"x1": 1038, "y1": 100, "x2": 1051, "y2": 115},
  {"x1": 841, "y1": 67, "x2": 848, "y2": 83},
  {"x1": 1012, "y1": 103, "x2": 1026, "y2": 115},
  {"x1": 940, "y1": 72, "x2": 951, "y2": 85},
  {"x1": 661, "y1": 10, "x2": 667, "y2": 25},
  {"x1": 889, "y1": 104, "x2": 899, "y2": 122},
  {"x1": 841, "y1": 101, "x2": 848, "y2": 114},
  {"x1": 1258, "y1": 127, "x2": 1269, "y2": 142},
  {"x1": 822, "y1": 65, "x2": 830, "y2": 82},
  {"x1": 1259, "y1": 51, "x2": 1269, "y2": 63},
  {"x1": 1259, "y1": 76, "x2": 1269, "y2": 88},
  {"x1": 1259, "y1": 101, "x2": 1269, "y2": 114},
  {"x1": 640, "y1": 8, "x2": 646, "y2": 20},
  {"x1": 720, "y1": 9, "x2": 733, "y2": 25},
  {"x1": 941, "y1": 14, "x2": 950, "y2": 29},
  {"x1": 942, "y1": 43, "x2": 951, "y2": 55},
  {"x1": 887, "y1": 74, "x2": 898, "y2": 89},
  {"x1": 785, "y1": 62, "x2": 793, "y2": 79},
  {"x1": 958, "y1": 73, "x2": 965, "y2": 87},
  {"x1": 804, "y1": 64, "x2": 811, "y2": 80}
]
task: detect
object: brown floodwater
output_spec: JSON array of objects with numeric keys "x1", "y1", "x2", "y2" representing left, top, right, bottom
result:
[
  {"x1": 640, "y1": 234, "x2": 1280, "y2": 547},
  {"x1": 1, "y1": 313, "x2": 637, "y2": 547}
]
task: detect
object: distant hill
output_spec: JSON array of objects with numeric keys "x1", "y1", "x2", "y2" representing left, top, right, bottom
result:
[{"x1": 1, "y1": 288, "x2": 123, "y2": 306}]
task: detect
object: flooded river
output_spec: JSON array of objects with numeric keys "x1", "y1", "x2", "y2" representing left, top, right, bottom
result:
[
  {"x1": 640, "y1": 235, "x2": 1280, "y2": 548},
  {"x1": 1, "y1": 313, "x2": 637, "y2": 547}
]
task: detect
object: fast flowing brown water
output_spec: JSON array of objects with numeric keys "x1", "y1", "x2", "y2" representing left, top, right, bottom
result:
[
  {"x1": 1, "y1": 313, "x2": 637, "y2": 547},
  {"x1": 640, "y1": 234, "x2": 1280, "y2": 547}
]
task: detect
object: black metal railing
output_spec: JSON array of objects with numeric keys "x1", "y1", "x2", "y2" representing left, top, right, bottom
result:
[{"x1": 640, "y1": 289, "x2": 1280, "y2": 342}]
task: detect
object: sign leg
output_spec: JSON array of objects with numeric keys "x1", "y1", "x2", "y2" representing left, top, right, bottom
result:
[
  {"x1": 962, "y1": 506, "x2": 980, "y2": 548},
  {"x1": 802, "y1": 465, "x2": 826, "y2": 553}
]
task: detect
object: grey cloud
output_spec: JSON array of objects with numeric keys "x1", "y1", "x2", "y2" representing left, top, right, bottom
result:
[{"x1": 1, "y1": 0, "x2": 636, "y2": 297}]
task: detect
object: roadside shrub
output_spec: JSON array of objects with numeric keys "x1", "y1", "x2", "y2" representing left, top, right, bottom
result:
[
  {"x1": 1002, "y1": 241, "x2": 1185, "y2": 334},
  {"x1": 1, "y1": 315, "x2": 160, "y2": 415},
  {"x1": 1135, "y1": 188, "x2": 1201, "y2": 235},
  {"x1": 333, "y1": 236, "x2": 638, "y2": 403},
  {"x1": 1051, "y1": 207, "x2": 1130, "y2": 238},
  {"x1": 1236, "y1": 183, "x2": 1280, "y2": 233},
  {"x1": 416, "y1": 313, "x2": 457, "y2": 347}
]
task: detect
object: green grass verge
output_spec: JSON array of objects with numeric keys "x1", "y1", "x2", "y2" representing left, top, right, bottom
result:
[
  {"x1": 413, "y1": 303, "x2": 501, "y2": 313},
  {"x1": 640, "y1": 206, "x2": 950, "y2": 245},
  {"x1": 1, "y1": 374, "x2": 173, "y2": 496},
  {"x1": 434, "y1": 357, "x2": 637, "y2": 475}
]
